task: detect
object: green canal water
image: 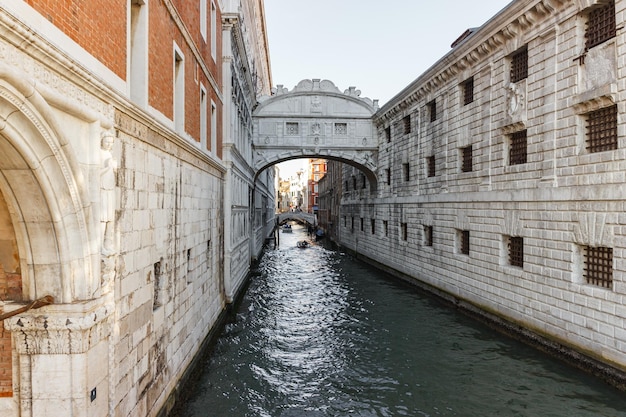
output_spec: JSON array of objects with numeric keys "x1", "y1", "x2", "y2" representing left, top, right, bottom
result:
[{"x1": 173, "y1": 224, "x2": 626, "y2": 417}]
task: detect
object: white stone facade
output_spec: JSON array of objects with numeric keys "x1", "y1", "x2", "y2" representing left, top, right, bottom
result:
[{"x1": 339, "y1": 0, "x2": 626, "y2": 374}]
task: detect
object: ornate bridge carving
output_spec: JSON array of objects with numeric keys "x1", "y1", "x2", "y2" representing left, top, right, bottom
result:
[{"x1": 252, "y1": 79, "x2": 379, "y2": 190}]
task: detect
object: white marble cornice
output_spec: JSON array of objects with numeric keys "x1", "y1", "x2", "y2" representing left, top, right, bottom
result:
[{"x1": 376, "y1": 0, "x2": 569, "y2": 121}]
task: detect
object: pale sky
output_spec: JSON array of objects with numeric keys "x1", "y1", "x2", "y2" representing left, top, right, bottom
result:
[{"x1": 264, "y1": 0, "x2": 512, "y2": 176}]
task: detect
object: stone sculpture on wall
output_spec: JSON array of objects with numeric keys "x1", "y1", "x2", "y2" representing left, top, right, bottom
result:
[{"x1": 100, "y1": 130, "x2": 117, "y2": 293}]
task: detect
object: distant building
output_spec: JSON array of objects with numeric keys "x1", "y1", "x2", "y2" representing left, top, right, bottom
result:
[{"x1": 307, "y1": 158, "x2": 327, "y2": 215}]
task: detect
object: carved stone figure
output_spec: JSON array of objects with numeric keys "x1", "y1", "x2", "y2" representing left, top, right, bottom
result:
[{"x1": 100, "y1": 131, "x2": 117, "y2": 256}]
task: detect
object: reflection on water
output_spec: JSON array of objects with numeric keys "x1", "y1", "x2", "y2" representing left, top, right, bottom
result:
[{"x1": 175, "y1": 223, "x2": 626, "y2": 417}]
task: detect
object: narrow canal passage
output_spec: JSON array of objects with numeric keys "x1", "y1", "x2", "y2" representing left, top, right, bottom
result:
[{"x1": 175, "y1": 224, "x2": 626, "y2": 417}]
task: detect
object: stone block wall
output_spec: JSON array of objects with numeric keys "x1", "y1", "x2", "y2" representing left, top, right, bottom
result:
[{"x1": 339, "y1": 0, "x2": 626, "y2": 373}]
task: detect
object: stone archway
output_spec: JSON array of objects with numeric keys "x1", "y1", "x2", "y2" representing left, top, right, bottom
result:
[
  {"x1": 0, "y1": 66, "x2": 97, "y2": 304},
  {"x1": 252, "y1": 79, "x2": 379, "y2": 191}
]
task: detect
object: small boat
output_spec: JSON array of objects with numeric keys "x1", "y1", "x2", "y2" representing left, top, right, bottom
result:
[
  {"x1": 282, "y1": 224, "x2": 292, "y2": 233},
  {"x1": 296, "y1": 240, "x2": 310, "y2": 248}
]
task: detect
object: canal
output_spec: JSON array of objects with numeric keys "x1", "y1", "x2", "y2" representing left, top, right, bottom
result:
[{"x1": 173, "y1": 223, "x2": 626, "y2": 417}]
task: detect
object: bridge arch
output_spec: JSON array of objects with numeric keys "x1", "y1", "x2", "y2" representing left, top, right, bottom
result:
[{"x1": 252, "y1": 79, "x2": 379, "y2": 192}]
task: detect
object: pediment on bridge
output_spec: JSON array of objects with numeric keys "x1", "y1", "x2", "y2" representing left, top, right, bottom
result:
[{"x1": 255, "y1": 79, "x2": 379, "y2": 117}]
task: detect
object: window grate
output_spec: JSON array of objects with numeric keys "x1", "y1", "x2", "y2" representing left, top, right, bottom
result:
[
  {"x1": 463, "y1": 77, "x2": 474, "y2": 105},
  {"x1": 386, "y1": 168, "x2": 391, "y2": 185},
  {"x1": 401, "y1": 223, "x2": 408, "y2": 241},
  {"x1": 586, "y1": 1, "x2": 616, "y2": 50},
  {"x1": 428, "y1": 100, "x2": 437, "y2": 122},
  {"x1": 509, "y1": 130, "x2": 528, "y2": 165},
  {"x1": 424, "y1": 225, "x2": 433, "y2": 247},
  {"x1": 385, "y1": 126, "x2": 391, "y2": 142},
  {"x1": 285, "y1": 122, "x2": 299, "y2": 135},
  {"x1": 586, "y1": 105, "x2": 617, "y2": 153},
  {"x1": 427, "y1": 155, "x2": 436, "y2": 177},
  {"x1": 371, "y1": 219, "x2": 376, "y2": 234},
  {"x1": 460, "y1": 230, "x2": 470, "y2": 255},
  {"x1": 584, "y1": 246, "x2": 613, "y2": 288},
  {"x1": 510, "y1": 47, "x2": 528, "y2": 83},
  {"x1": 403, "y1": 163, "x2": 410, "y2": 181},
  {"x1": 335, "y1": 123, "x2": 348, "y2": 135},
  {"x1": 461, "y1": 146, "x2": 473, "y2": 172},
  {"x1": 508, "y1": 236, "x2": 524, "y2": 267},
  {"x1": 403, "y1": 115, "x2": 411, "y2": 134}
]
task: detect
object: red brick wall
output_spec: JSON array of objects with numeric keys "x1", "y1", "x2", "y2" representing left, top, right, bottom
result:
[
  {"x1": 25, "y1": 0, "x2": 127, "y2": 79},
  {"x1": 23, "y1": 0, "x2": 223, "y2": 153}
]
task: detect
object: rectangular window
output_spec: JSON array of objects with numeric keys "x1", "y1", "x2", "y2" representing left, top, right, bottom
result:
[
  {"x1": 210, "y1": 1, "x2": 217, "y2": 60},
  {"x1": 200, "y1": 0, "x2": 207, "y2": 40},
  {"x1": 360, "y1": 217, "x2": 364, "y2": 232},
  {"x1": 286, "y1": 122, "x2": 299, "y2": 135},
  {"x1": 509, "y1": 130, "x2": 528, "y2": 165},
  {"x1": 385, "y1": 126, "x2": 391, "y2": 143},
  {"x1": 351, "y1": 217, "x2": 355, "y2": 231},
  {"x1": 585, "y1": 1, "x2": 616, "y2": 50},
  {"x1": 403, "y1": 115, "x2": 411, "y2": 134},
  {"x1": 510, "y1": 47, "x2": 528, "y2": 83},
  {"x1": 210, "y1": 102, "x2": 217, "y2": 153},
  {"x1": 174, "y1": 47, "x2": 185, "y2": 133},
  {"x1": 401, "y1": 223, "x2": 408, "y2": 241},
  {"x1": 130, "y1": 0, "x2": 148, "y2": 106},
  {"x1": 586, "y1": 105, "x2": 617, "y2": 153},
  {"x1": 403, "y1": 163, "x2": 410, "y2": 181},
  {"x1": 424, "y1": 225, "x2": 433, "y2": 247},
  {"x1": 428, "y1": 99, "x2": 437, "y2": 122},
  {"x1": 584, "y1": 246, "x2": 613, "y2": 288},
  {"x1": 508, "y1": 236, "x2": 524, "y2": 268},
  {"x1": 335, "y1": 122, "x2": 348, "y2": 135},
  {"x1": 371, "y1": 218, "x2": 376, "y2": 234},
  {"x1": 459, "y1": 230, "x2": 470, "y2": 255},
  {"x1": 386, "y1": 168, "x2": 391, "y2": 185},
  {"x1": 383, "y1": 220, "x2": 389, "y2": 237},
  {"x1": 462, "y1": 77, "x2": 474, "y2": 105},
  {"x1": 200, "y1": 86, "x2": 207, "y2": 150},
  {"x1": 153, "y1": 260, "x2": 163, "y2": 309},
  {"x1": 427, "y1": 155, "x2": 436, "y2": 177},
  {"x1": 461, "y1": 145, "x2": 473, "y2": 172}
]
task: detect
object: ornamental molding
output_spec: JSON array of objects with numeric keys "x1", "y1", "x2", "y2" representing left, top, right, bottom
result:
[
  {"x1": 573, "y1": 212, "x2": 613, "y2": 247},
  {"x1": 377, "y1": 0, "x2": 568, "y2": 123},
  {"x1": 4, "y1": 298, "x2": 114, "y2": 355}
]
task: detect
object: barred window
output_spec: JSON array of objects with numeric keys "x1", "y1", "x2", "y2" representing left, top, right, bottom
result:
[
  {"x1": 427, "y1": 155, "x2": 436, "y2": 177},
  {"x1": 386, "y1": 168, "x2": 391, "y2": 185},
  {"x1": 401, "y1": 223, "x2": 408, "y2": 241},
  {"x1": 371, "y1": 218, "x2": 376, "y2": 234},
  {"x1": 424, "y1": 225, "x2": 433, "y2": 247},
  {"x1": 385, "y1": 126, "x2": 391, "y2": 143},
  {"x1": 584, "y1": 246, "x2": 613, "y2": 288},
  {"x1": 403, "y1": 163, "x2": 410, "y2": 181},
  {"x1": 510, "y1": 47, "x2": 528, "y2": 83},
  {"x1": 335, "y1": 122, "x2": 348, "y2": 135},
  {"x1": 508, "y1": 236, "x2": 524, "y2": 268},
  {"x1": 360, "y1": 217, "x2": 364, "y2": 232},
  {"x1": 351, "y1": 217, "x2": 355, "y2": 231},
  {"x1": 460, "y1": 230, "x2": 470, "y2": 255},
  {"x1": 461, "y1": 145, "x2": 473, "y2": 172},
  {"x1": 586, "y1": 105, "x2": 617, "y2": 153},
  {"x1": 403, "y1": 115, "x2": 411, "y2": 134},
  {"x1": 361, "y1": 174, "x2": 367, "y2": 189},
  {"x1": 352, "y1": 176, "x2": 357, "y2": 190},
  {"x1": 585, "y1": 1, "x2": 616, "y2": 50},
  {"x1": 286, "y1": 122, "x2": 299, "y2": 135},
  {"x1": 383, "y1": 220, "x2": 389, "y2": 237},
  {"x1": 509, "y1": 130, "x2": 528, "y2": 165},
  {"x1": 462, "y1": 77, "x2": 474, "y2": 105},
  {"x1": 428, "y1": 99, "x2": 437, "y2": 122}
]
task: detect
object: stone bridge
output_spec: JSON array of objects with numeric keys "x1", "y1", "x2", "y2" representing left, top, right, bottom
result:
[
  {"x1": 276, "y1": 211, "x2": 316, "y2": 226},
  {"x1": 252, "y1": 79, "x2": 380, "y2": 191}
]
